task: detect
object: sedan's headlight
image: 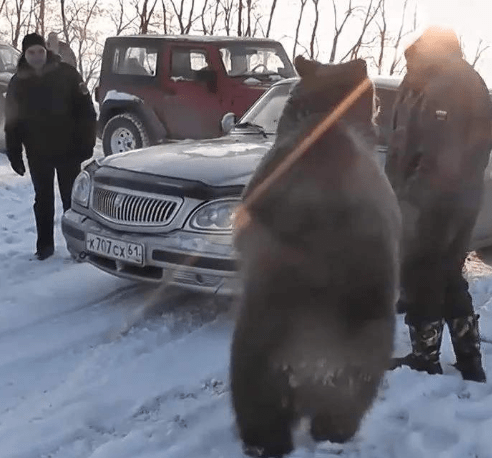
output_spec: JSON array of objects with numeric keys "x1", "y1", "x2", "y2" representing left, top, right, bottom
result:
[
  {"x1": 188, "y1": 198, "x2": 241, "y2": 232},
  {"x1": 71, "y1": 171, "x2": 91, "y2": 207}
]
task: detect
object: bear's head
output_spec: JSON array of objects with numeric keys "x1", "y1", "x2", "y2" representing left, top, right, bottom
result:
[{"x1": 276, "y1": 57, "x2": 376, "y2": 140}]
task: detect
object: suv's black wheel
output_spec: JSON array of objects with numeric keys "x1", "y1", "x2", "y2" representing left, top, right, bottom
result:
[{"x1": 102, "y1": 113, "x2": 150, "y2": 156}]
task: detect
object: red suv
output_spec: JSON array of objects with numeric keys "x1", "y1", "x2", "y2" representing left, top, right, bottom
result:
[{"x1": 96, "y1": 35, "x2": 296, "y2": 156}]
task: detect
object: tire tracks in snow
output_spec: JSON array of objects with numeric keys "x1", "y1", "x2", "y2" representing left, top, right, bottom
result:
[
  {"x1": 0, "y1": 300, "x2": 235, "y2": 458},
  {"x1": 0, "y1": 280, "x2": 147, "y2": 340}
]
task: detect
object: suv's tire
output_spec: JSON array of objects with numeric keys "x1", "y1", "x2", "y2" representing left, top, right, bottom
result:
[{"x1": 102, "y1": 113, "x2": 150, "y2": 156}]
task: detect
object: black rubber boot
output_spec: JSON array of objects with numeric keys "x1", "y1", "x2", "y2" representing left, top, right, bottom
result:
[
  {"x1": 35, "y1": 245, "x2": 54, "y2": 261},
  {"x1": 396, "y1": 298, "x2": 407, "y2": 315},
  {"x1": 391, "y1": 318, "x2": 444, "y2": 375},
  {"x1": 447, "y1": 314, "x2": 486, "y2": 383}
]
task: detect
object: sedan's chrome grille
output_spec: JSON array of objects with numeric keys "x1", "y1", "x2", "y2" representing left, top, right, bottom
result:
[{"x1": 91, "y1": 186, "x2": 182, "y2": 226}]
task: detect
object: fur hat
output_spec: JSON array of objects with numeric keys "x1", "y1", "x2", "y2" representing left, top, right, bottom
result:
[{"x1": 22, "y1": 33, "x2": 46, "y2": 53}]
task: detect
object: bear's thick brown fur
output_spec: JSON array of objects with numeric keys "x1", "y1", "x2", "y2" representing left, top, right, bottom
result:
[{"x1": 230, "y1": 57, "x2": 401, "y2": 457}]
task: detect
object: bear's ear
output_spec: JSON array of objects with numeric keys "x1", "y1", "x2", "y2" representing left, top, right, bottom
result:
[{"x1": 294, "y1": 55, "x2": 320, "y2": 77}]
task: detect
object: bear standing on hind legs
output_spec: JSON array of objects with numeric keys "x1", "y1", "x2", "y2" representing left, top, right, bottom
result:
[{"x1": 229, "y1": 57, "x2": 401, "y2": 458}]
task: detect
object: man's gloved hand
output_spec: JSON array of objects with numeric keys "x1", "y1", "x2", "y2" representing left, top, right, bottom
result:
[{"x1": 10, "y1": 157, "x2": 26, "y2": 176}]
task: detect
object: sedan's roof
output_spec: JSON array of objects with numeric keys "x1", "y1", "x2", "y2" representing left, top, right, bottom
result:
[{"x1": 272, "y1": 74, "x2": 402, "y2": 90}]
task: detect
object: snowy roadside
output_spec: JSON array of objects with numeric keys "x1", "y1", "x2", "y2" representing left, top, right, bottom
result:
[{"x1": 1, "y1": 148, "x2": 492, "y2": 458}]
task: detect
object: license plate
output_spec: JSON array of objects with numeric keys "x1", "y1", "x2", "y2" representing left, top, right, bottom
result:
[{"x1": 86, "y1": 233, "x2": 143, "y2": 265}]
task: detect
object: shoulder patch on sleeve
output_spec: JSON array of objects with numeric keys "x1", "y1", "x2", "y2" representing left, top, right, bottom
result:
[
  {"x1": 79, "y1": 82, "x2": 89, "y2": 95},
  {"x1": 435, "y1": 110, "x2": 448, "y2": 121}
]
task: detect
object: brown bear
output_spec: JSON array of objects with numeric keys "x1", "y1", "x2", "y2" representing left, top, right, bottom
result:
[{"x1": 230, "y1": 57, "x2": 401, "y2": 458}]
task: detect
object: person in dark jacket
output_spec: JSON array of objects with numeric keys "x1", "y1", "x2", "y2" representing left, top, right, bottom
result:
[
  {"x1": 46, "y1": 32, "x2": 77, "y2": 68},
  {"x1": 386, "y1": 26, "x2": 492, "y2": 382},
  {"x1": 4, "y1": 32, "x2": 96, "y2": 260}
]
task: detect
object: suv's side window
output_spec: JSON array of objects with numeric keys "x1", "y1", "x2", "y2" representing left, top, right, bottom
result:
[
  {"x1": 170, "y1": 48, "x2": 209, "y2": 80},
  {"x1": 113, "y1": 46, "x2": 158, "y2": 76}
]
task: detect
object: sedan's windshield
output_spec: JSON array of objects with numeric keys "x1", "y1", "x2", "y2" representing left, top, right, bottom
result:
[
  {"x1": 220, "y1": 44, "x2": 295, "y2": 79},
  {"x1": 236, "y1": 82, "x2": 294, "y2": 134},
  {"x1": 0, "y1": 45, "x2": 19, "y2": 73}
]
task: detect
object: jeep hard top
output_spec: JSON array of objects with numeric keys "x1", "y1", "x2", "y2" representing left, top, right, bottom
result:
[{"x1": 96, "y1": 34, "x2": 296, "y2": 156}]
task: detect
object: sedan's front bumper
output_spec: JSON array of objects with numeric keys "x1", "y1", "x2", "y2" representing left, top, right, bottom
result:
[{"x1": 62, "y1": 209, "x2": 241, "y2": 295}]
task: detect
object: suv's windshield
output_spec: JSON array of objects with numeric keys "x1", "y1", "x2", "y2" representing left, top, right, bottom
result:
[
  {"x1": 236, "y1": 82, "x2": 294, "y2": 134},
  {"x1": 220, "y1": 44, "x2": 295, "y2": 80}
]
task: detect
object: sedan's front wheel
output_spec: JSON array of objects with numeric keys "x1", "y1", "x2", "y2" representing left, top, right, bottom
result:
[{"x1": 102, "y1": 113, "x2": 150, "y2": 156}]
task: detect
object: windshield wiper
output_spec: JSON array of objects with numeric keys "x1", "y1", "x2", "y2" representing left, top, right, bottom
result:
[{"x1": 234, "y1": 122, "x2": 268, "y2": 138}]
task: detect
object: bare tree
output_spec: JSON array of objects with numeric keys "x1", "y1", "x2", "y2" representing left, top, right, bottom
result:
[
  {"x1": 160, "y1": 0, "x2": 168, "y2": 33},
  {"x1": 59, "y1": 0, "x2": 89, "y2": 44},
  {"x1": 293, "y1": 0, "x2": 308, "y2": 60},
  {"x1": 48, "y1": 0, "x2": 104, "y2": 87},
  {"x1": 200, "y1": 0, "x2": 209, "y2": 34},
  {"x1": 169, "y1": 0, "x2": 196, "y2": 34},
  {"x1": 375, "y1": 0, "x2": 387, "y2": 73},
  {"x1": 265, "y1": 0, "x2": 277, "y2": 38},
  {"x1": 201, "y1": 0, "x2": 222, "y2": 35},
  {"x1": 245, "y1": 0, "x2": 252, "y2": 36},
  {"x1": 5, "y1": 0, "x2": 30, "y2": 48},
  {"x1": 412, "y1": 2, "x2": 418, "y2": 31},
  {"x1": 109, "y1": 0, "x2": 138, "y2": 35},
  {"x1": 465, "y1": 38, "x2": 491, "y2": 68},
  {"x1": 26, "y1": 0, "x2": 36, "y2": 32},
  {"x1": 340, "y1": 0, "x2": 382, "y2": 61},
  {"x1": 388, "y1": 0, "x2": 410, "y2": 75},
  {"x1": 28, "y1": 0, "x2": 46, "y2": 36},
  {"x1": 132, "y1": 0, "x2": 159, "y2": 34},
  {"x1": 0, "y1": 0, "x2": 7, "y2": 16},
  {"x1": 249, "y1": 8, "x2": 263, "y2": 37},
  {"x1": 237, "y1": 0, "x2": 242, "y2": 36},
  {"x1": 39, "y1": 0, "x2": 45, "y2": 35},
  {"x1": 72, "y1": 0, "x2": 100, "y2": 77},
  {"x1": 219, "y1": 0, "x2": 234, "y2": 36},
  {"x1": 309, "y1": 0, "x2": 319, "y2": 59},
  {"x1": 329, "y1": 0, "x2": 354, "y2": 63},
  {"x1": 60, "y1": 0, "x2": 70, "y2": 44}
]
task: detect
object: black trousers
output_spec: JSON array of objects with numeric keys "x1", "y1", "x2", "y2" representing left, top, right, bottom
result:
[
  {"x1": 27, "y1": 155, "x2": 81, "y2": 252},
  {"x1": 399, "y1": 199, "x2": 479, "y2": 324}
]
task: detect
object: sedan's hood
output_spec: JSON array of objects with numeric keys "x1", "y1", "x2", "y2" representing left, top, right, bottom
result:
[{"x1": 100, "y1": 134, "x2": 272, "y2": 187}]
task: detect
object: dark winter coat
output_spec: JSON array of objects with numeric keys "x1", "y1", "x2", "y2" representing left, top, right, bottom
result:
[
  {"x1": 385, "y1": 49, "x2": 492, "y2": 214},
  {"x1": 4, "y1": 51, "x2": 96, "y2": 165},
  {"x1": 58, "y1": 41, "x2": 77, "y2": 68},
  {"x1": 384, "y1": 38, "x2": 492, "y2": 324}
]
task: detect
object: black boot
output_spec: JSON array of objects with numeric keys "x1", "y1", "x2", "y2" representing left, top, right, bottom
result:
[
  {"x1": 396, "y1": 298, "x2": 408, "y2": 315},
  {"x1": 35, "y1": 245, "x2": 54, "y2": 261},
  {"x1": 447, "y1": 314, "x2": 486, "y2": 383},
  {"x1": 390, "y1": 318, "x2": 444, "y2": 375}
]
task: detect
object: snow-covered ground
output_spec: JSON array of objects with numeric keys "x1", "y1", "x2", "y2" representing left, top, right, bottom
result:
[{"x1": 2, "y1": 146, "x2": 492, "y2": 458}]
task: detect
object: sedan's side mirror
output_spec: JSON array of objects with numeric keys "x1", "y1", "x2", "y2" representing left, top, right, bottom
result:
[{"x1": 221, "y1": 112, "x2": 237, "y2": 134}]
